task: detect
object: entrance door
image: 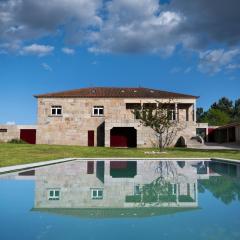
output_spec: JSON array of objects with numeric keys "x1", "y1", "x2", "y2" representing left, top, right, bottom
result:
[{"x1": 88, "y1": 130, "x2": 94, "y2": 146}]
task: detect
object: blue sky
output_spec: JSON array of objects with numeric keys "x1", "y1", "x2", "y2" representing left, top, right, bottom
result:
[{"x1": 0, "y1": 0, "x2": 240, "y2": 124}]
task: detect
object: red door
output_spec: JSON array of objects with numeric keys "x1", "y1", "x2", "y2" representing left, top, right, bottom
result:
[
  {"x1": 20, "y1": 129, "x2": 36, "y2": 144},
  {"x1": 88, "y1": 130, "x2": 94, "y2": 146},
  {"x1": 110, "y1": 127, "x2": 137, "y2": 147},
  {"x1": 111, "y1": 135, "x2": 128, "y2": 147}
]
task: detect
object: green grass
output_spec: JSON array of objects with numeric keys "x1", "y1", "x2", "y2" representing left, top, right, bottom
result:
[{"x1": 0, "y1": 143, "x2": 240, "y2": 167}]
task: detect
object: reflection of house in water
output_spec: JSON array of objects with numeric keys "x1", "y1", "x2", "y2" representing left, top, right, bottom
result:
[
  {"x1": 3, "y1": 159, "x2": 239, "y2": 217},
  {"x1": 31, "y1": 160, "x2": 210, "y2": 218}
]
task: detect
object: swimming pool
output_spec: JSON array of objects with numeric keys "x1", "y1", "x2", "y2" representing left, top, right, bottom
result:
[{"x1": 0, "y1": 159, "x2": 240, "y2": 240}]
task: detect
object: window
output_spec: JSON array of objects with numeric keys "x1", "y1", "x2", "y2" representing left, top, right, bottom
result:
[
  {"x1": 134, "y1": 185, "x2": 141, "y2": 195},
  {"x1": 126, "y1": 103, "x2": 141, "y2": 110},
  {"x1": 167, "y1": 109, "x2": 176, "y2": 121},
  {"x1": 143, "y1": 103, "x2": 157, "y2": 109},
  {"x1": 172, "y1": 184, "x2": 177, "y2": 195},
  {"x1": 92, "y1": 106, "x2": 104, "y2": 116},
  {"x1": 48, "y1": 189, "x2": 60, "y2": 200},
  {"x1": 51, "y1": 106, "x2": 62, "y2": 116},
  {"x1": 91, "y1": 188, "x2": 103, "y2": 199},
  {"x1": 0, "y1": 129, "x2": 7, "y2": 133}
]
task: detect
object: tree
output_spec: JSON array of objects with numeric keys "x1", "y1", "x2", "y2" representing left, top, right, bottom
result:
[
  {"x1": 211, "y1": 97, "x2": 233, "y2": 116},
  {"x1": 197, "y1": 97, "x2": 240, "y2": 125},
  {"x1": 201, "y1": 108, "x2": 231, "y2": 126},
  {"x1": 199, "y1": 176, "x2": 240, "y2": 205},
  {"x1": 233, "y1": 98, "x2": 240, "y2": 121},
  {"x1": 197, "y1": 107, "x2": 207, "y2": 122},
  {"x1": 132, "y1": 101, "x2": 180, "y2": 151}
]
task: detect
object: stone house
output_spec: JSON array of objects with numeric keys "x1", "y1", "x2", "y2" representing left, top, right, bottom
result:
[{"x1": 35, "y1": 87, "x2": 198, "y2": 147}]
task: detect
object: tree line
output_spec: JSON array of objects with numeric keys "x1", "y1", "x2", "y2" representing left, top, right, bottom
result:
[{"x1": 197, "y1": 97, "x2": 240, "y2": 126}]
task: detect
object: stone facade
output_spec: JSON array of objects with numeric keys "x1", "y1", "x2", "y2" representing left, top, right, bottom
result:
[
  {"x1": 0, "y1": 124, "x2": 19, "y2": 142},
  {"x1": 36, "y1": 97, "x2": 197, "y2": 147}
]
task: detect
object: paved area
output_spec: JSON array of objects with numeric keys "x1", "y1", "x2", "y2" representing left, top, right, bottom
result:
[
  {"x1": 0, "y1": 158, "x2": 76, "y2": 174},
  {"x1": 189, "y1": 143, "x2": 240, "y2": 150}
]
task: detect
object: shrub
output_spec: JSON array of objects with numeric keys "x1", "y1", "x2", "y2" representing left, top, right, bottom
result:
[{"x1": 8, "y1": 138, "x2": 27, "y2": 144}]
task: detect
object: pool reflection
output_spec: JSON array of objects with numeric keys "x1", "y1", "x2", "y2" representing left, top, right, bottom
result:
[{"x1": 30, "y1": 160, "x2": 214, "y2": 218}]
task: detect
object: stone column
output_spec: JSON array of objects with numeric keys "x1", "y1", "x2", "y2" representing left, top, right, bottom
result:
[
  {"x1": 193, "y1": 103, "x2": 197, "y2": 122},
  {"x1": 175, "y1": 103, "x2": 178, "y2": 121},
  {"x1": 105, "y1": 128, "x2": 110, "y2": 147}
]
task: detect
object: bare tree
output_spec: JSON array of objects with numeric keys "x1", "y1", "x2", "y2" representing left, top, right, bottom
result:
[{"x1": 132, "y1": 100, "x2": 181, "y2": 151}]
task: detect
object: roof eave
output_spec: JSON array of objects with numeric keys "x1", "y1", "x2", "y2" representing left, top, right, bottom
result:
[{"x1": 34, "y1": 95, "x2": 199, "y2": 99}]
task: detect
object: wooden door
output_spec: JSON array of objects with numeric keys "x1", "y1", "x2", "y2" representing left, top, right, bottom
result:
[{"x1": 88, "y1": 130, "x2": 94, "y2": 146}]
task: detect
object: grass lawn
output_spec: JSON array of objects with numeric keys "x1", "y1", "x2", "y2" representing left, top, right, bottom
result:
[{"x1": 0, "y1": 143, "x2": 240, "y2": 167}]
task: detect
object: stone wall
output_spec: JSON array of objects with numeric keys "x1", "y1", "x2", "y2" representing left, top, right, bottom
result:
[
  {"x1": 36, "y1": 97, "x2": 197, "y2": 147},
  {"x1": 0, "y1": 125, "x2": 19, "y2": 142},
  {"x1": 0, "y1": 125, "x2": 37, "y2": 143}
]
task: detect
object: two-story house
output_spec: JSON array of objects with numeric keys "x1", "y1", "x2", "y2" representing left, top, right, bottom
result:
[{"x1": 34, "y1": 87, "x2": 198, "y2": 148}]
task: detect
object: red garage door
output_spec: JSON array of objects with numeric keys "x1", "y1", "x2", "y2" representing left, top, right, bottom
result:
[
  {"x1": 110, "y1": 127, "x2": 137, "y2": 148},
  {"x1": 20, "y1": 129, "x2": 36, "y2": 144}
]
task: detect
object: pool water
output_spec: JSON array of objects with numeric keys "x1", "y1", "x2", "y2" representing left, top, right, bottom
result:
[{"x1": 0, "y1": 160, "x2": 240, "y2": 240}]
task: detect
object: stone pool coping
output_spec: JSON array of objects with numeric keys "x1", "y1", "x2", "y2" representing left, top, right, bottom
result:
[{"x1": 0, "y1": 157, "x2": 239, "y2": 174}]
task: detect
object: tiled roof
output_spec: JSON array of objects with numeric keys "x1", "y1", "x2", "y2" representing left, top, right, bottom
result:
[{"x1": 34, "y1": 87, "x2": 198, "y2": 99}]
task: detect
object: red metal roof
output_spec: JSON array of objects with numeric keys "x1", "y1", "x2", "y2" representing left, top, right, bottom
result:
[
  {"x1": 34, "y1": 87, "x2": 198, "y2": 99},
  {"x1": 217, "y1": 122, "x2": 240, "y2": 129}
]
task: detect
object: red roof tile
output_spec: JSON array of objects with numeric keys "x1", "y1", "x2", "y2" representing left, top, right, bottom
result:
[{"x1": 34, "y1": 87, "x2": 198, "y2": 99}]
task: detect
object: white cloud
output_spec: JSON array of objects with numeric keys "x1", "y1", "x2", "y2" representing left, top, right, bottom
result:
[
  {"x1": 6, "y1": 121, "x2": 16, "y2": 125},
  {"x1": 62, "y1": 47, "x2": 75, "y2": 55},
  {"x1": 198, "y1": 48, "x2": 240, "y2": 74},
  {"x1": 0, "y1": 0, "x2": 102, "y2": 51},
  {"x1": 41, "y1": 62, "x2": 52, "y2": 71},
  {"x1": 0, "y1": 0, "x2": 240, "y2": 61},
  {"x1": 20, "y1": 44, "x2": 54, "y2": 56},
  {"x1": 0, "y1": 49, "x2": 7, "y2": 55},
  {"x1": 226, "y1": 63, "x2": 240, "y2": 70},
  {"x1": 89, "y1": 0, "x2": 184, "y2": 54}
]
